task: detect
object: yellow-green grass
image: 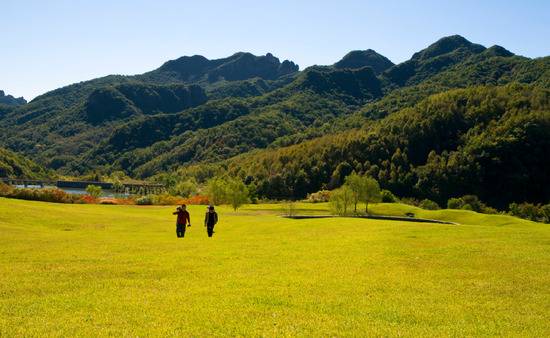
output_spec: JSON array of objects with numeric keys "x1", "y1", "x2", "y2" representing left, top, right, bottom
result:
[{"x1": 0, "y1": 197, "x2": 549, "y2": 336}]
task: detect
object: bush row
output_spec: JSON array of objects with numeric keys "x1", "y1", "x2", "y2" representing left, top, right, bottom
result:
[
  {"x1": 0, "y1": 184, "x2": 84, "y2": 204},
  {"x1": 509, "y1": 203, "x2": 550, "y2": 223}
]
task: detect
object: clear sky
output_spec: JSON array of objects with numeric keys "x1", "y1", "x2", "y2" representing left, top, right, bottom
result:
[{"x1": 1, "y1": 0, "x2": 549, "y2": 100}]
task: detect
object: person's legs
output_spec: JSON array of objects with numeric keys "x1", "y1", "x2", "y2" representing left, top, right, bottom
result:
[
  {"x1": 207, "y1": 225, "x2": 214, "y2": 237},
  {"x1": 176, "y1": 225, "x2": 184, "y2": 238}
]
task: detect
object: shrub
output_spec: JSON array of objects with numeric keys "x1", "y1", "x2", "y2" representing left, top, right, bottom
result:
[
  {"x1": 80, "y1": 195, "x2": 97, "y2": 204},
  {"x1": 180, "y1": 195, "x2": 209, "y2": 205},
  {"x1": 508, "y1": 202, "x2": 549, "y2": 223},
  {"x1": 400, "y1": 197, "x2": 421, "y2": 207},
  {"x1": 136, "y1": 195, "x2": 153, "y2": 205},
  {"x1": 306, "y1": 190, "x2": 331, "y2": 203},
  {"x1": 112, "y1": 197, "x2": 137, "y2": 205},
  {"x1": 151, "y1": 193, "x2": 183, "y2": 205},
  {"x1": 541, "y1": 204, "x2": 550, "y2": 223},
  {"x1": 482, "y1": 206, "x2": 498, "y2": 214},
  {"x1": 447, "y1": 197, "x2": 463, "y2": 209},
  {"x1": 86, "y1": 185, "x2": 102, "y2": 198},
  {"x1": 380, "y1": 189, "x2": 398, "y2": 203},
  {"x1": 447, "y1": 195, "x2": 495, "y2": 214},
  {"x1": 419, "y1": 199, "x2": 440, "y2": 210},
  {"x1": 461, "y1": 204, "x2": 473, "y2": 211},
  {"x1": 461, "y1": 195, "x2": 484, "y2": 213},
  {"x1": 3, "y1": 187, "x2": 82, "y2": 204},
  {"x1": 0, "y1": 182, "x2": 14, "y2": 196}
]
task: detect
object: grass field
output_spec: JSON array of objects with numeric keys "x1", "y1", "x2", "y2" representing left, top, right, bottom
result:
[{"x1": 1, "y1": 197, "x2": 549, "y2": 336}]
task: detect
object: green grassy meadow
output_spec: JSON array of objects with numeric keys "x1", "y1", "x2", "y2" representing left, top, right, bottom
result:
[{"x1": 1, "y1": 197, "x2": 549, "y2": 336}]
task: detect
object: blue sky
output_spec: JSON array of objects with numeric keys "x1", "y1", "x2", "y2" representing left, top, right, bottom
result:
[{"x1": 1, "y1": 0, "x2": 549, "y2": 100}]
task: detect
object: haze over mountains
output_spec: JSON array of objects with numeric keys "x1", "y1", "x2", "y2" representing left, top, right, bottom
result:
[{"x1": 1, "y1": 35, "x2": 549, "y2": 207}]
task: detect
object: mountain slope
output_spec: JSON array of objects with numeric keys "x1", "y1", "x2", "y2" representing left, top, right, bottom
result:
[
  {"x1": 0, "y1": 147, "x2": 51, "y2": 179},
  {"x1": 381, "y1": 35, "x2": 487, "y2": 87},
  {"x1": 77, "y1": 65, "x2": 383, "y2": 176},
  {"x1": 194, "y1": 84, "x2": 550, "y2": 207},
  {"x1": 0, "y1": 90, "x2": 26, "y2": 106},
  {"x1": 82, "y1": 36, "x2": 547, "y2": 176},
  {"x1": 334, "y1": 49, "x2": 394, "y2": 74},
  {"x1": 0, "y1": 52, "x2": 299, "y2": 171}
]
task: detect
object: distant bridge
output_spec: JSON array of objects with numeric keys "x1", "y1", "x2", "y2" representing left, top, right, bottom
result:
[
  {"x1": 0, "y1": 178, "x2": 165, "y2": 195},
  {"x1": 0, "y1": 178, "x2": 55, "y2": 187}
]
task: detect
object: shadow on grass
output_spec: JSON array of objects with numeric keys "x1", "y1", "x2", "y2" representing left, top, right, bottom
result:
[{"x1": 282, "y1": 214, "x2": 458, "y2": 225}]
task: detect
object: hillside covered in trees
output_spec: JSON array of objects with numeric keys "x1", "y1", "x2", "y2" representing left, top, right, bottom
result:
[
  {"x1": 0, "y1": 35, "x2": 548, "y2": 208},
  {"x1": 0, "y1": 90, "x2": 26, "y2": 106},
  {"x1": 0, "y1": 147, "x2": 50, "y2": 179},
  {"x1": 196, "y1": 84, "x2": 548, "y2": 208}
]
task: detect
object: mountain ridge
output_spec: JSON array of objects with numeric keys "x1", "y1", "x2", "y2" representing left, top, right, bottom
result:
[
  {"x1": 0, "y1": 90, "x2": 26, "y2": 106},
  {"x1": 0, "y1": 35, "x2": 548, "y2": 210}
]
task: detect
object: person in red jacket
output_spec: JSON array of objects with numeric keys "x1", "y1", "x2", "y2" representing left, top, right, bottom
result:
[{"x1": 173, "y1": 204, "x2": 191, "y2": 238}]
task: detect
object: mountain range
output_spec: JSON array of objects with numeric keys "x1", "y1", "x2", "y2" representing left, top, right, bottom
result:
[{"x1": 0, "y1": 35, "x2": 548, "y2": 207}]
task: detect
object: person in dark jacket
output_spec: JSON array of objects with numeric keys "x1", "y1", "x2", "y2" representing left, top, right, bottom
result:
[
  {"x1": 204, "y1": 205, "x2": 218, "y2": 237},
  {"x1": 173, "y1": 204, "x2": 191, "y2": 238}
]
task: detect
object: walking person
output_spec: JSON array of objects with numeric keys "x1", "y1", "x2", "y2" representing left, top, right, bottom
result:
[
  {"x1": 173, "y1": 204, "x2": 191, "y2": 238},
  {"x1": 204, "y1": 205, "x2": 218, "y2": 237}
]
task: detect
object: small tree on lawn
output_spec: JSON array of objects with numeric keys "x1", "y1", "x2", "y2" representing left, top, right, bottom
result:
[
  {"x1": 172, "y1": 179, "x2": 198, "y2": 197},
  {"x1": 285, "y1": 200, "x2": 297, "y2": 217},
  {"x1": 362, "y1": 176, "x2": 381, "y2": 215},
  {"x1": 345, "y1": 171, "x2": 363, "y2": 213},
  {"x1": 329, "y1": 185, "x2": 354, "y2": 216},
  {"x1": 206, "y1": 177, "x2": 228, "y2": 205},
  {"x1": 226, "y1": 178, "x2": 249, "y2": 211},
  {"x1": 86, "y1": 185, "x2": 102, "y2": 198}
]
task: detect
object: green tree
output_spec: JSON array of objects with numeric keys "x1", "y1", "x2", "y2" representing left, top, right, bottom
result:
[
  {"x1": 380, "y1": 189, "x2": 398, "y2": 203},
  {"x1": 362, "y1": 176, "x2": 381, "y2": 214},
  {"x1": 226, "y1": 178, "x2": 250, "y2": 211},
  {"x1": 86, "y1": 185, "x2": 102, "y2": 198},
  {"x1": 447, "y1": 197, "x2": 463, "y2": 209},
  {"x1": 329, "y1": 185, "x2": 354, "y2": 216},
  {"x1": 345, "y1": 172, "x2": 363, "y2": 213},
  {"x1": 419, "y1": 199, "x2": 440, "y2": 210},
  {"x1": 205, "y1": 177, "x2": 228, "y2": 205},
  {"x1": 285, "y1": 200, "x2": 297, "y2": 217},
  {"x1": 172, "y1": 179, "x2": 198, "y2": 197}
]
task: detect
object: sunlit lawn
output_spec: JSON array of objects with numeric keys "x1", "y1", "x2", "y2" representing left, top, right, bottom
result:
[{"x1": 0, "y1": 197, "x2": 549, "y2": 336}]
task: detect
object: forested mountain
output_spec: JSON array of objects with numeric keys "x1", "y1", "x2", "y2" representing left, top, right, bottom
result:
[
  {"x1": 0, "y1": 90, "x2": 26, "y2": 106},
  {"x1": 0, "y1": 147, "x2": 50, "y2": 179},
  {"x1": 87, "y1": 35, "x2": 548, "y2": 180},
  {"x1": 199, "y1": 84, "x2": 549, "y2": 208},
  {"x1": 333, "y1": 49, "x2": 394, "y2": 74},
  {"x1": 0, "y1": 91, "x2": 26, "y2": 119},
  {"x1": 142, "y1": 52, "x2": 298, "y2": 83},
  {"x1": 0, "y1": 35, "x2": 549, "y2": 207},
  {"x1": 0, "y1": 52, "x2": 298, "y2": 170}
]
